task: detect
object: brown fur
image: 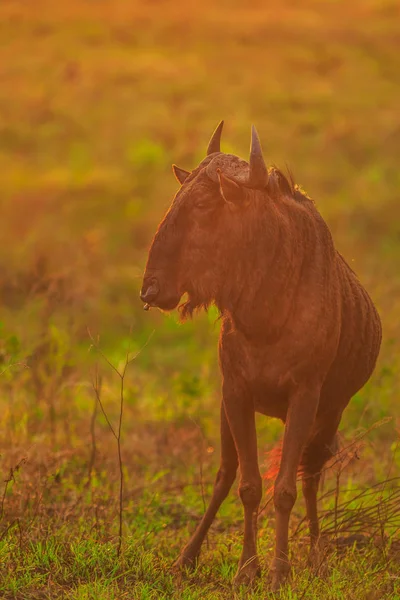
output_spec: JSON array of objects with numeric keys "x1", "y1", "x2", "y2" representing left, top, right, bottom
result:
[{"x1": 140, "y1": 130, "x2": 381, "y2": 590}]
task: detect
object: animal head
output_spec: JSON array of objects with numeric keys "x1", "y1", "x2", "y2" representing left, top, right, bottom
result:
[{"x1": 140, "y1": 122, "x2": 298, "y2": 318}]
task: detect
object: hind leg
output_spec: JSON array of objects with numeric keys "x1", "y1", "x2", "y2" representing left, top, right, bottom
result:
[
  {"x1": 270, "y1": 385, "x2": 320, "y2": 591},
  {"x1": 301, "y1": 412, "x2": 341, "y2": 558},
  {"x1": 302, "y1": 472, "x2": 322, "y2": 549}
]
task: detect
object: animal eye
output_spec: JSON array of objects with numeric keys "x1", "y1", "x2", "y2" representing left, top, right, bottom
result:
[{"x1": 194, "y1": 199, "x2": 209, "y2": 209}]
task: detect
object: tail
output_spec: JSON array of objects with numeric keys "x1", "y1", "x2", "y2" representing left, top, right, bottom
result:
[
  {"x1": 263, "y1": 439, "x2": 283, "y2": 484},
  {"x1": 263, "y1": 433, "x2": 340, "y2": 485}
]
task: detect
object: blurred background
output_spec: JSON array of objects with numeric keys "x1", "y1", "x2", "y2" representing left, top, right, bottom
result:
[{"x1": 0, "y1": 0, "x2": 399, "y2": 596}]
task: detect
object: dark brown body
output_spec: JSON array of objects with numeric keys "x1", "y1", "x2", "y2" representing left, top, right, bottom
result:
[
  {"x1": 140, "y1": 123, "x2": 382, "y2": 590},
  {"x1": 219, "y1": 195, "x2": 381, "y2": 427}
]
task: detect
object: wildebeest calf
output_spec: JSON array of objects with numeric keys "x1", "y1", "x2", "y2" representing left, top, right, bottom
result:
[{"x1": 140, "y1": 122, "x2": 382, "y2": 590}]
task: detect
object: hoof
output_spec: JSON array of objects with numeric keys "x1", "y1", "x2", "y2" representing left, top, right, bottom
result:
[
  {"x1": 172, "y1": 550, "x2": 199, "y2": 573},
  {"x1": 233, "y1": 556, "x2": 261, "y2": 587},
  {"x1": 308, "y1": 539, "x2": 325, "y2": 568},
  {"x1": 270, "y1": 557, "x2": 290, "y2": 592},
  {"x1": 308, "y1": 544, "x2": 321, "y2": 568},
  {"x1": 271, "y1": 572, "x2": 286, "y2": 593},
  {"x1": 308, "y1": 537, "x2": 330, "y2": 576}
]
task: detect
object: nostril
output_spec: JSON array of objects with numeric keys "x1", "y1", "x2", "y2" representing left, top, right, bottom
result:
[{"x1": 140, "y1": 278, "x2": 160, "y2": 303}]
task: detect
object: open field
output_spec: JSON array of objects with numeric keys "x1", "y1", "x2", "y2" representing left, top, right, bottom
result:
[{"x1": 0, "y1": 0, "x2": 400, "y2": 597}]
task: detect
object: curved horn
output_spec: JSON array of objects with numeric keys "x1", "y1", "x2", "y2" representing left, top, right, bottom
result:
[
  {"x1": 207, "y1": 120, "x2": 224, "y2": 155},
  {"x1": 248, "y1": 125, "x2": 268, "y2": 188}
]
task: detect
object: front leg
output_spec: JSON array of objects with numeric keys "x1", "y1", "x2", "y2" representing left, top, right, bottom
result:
[
  {"x1": 174, "y1": 402, "x2": 238, "y2": 570},
  {"x1": 271, "y1": 384, "x2": 320, "y2": 591},
  {"x1": 222, "y1": 379, "x2": 262, "y2": 587}
]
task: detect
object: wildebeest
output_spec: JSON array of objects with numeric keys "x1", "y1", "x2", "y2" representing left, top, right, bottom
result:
[{"x1": 140, "y1": 122, "x2": 382, "y2": 590}]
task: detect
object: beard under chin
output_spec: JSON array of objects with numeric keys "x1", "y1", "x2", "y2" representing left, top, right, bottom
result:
[
  {"x1": 178, "y1": 298, "x2": 197, "y2": 321},
  {"x1": 178, "y1": 284, "x2": 215, "y2": 321}
]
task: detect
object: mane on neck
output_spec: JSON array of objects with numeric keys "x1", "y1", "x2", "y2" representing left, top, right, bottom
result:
[{"x1": 217, "y1": 176, "x2": 333, "y2": 338}]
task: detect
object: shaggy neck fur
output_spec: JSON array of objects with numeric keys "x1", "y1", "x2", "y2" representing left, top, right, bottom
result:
[{"x1": 210, "y1": 188, "x2": 337, "y2": 340}]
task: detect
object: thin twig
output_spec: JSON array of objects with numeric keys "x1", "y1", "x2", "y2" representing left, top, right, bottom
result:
[
  {"x1": 0, "y1": 519, "x2": 18, "y2": 542},
  {"x1": 88, "y1": 329, "x2": 154, "y2": 557},
  {"x1": 0, "y1": 362, "x2": 29, "y2": 377},
  {"x1": 117, "y1": 368, "x2": 125, "y2": 556},
  {"x1": 91, "y1": 368, "x2": 117, "y2": 439},
  {"x1": 87, "y1": 368, "x2": 100, "y2": 485},
  {"x1": 0, "y1": 458, "x2": 27, "y2": 521},
  {"x1": 334, "y1": 465, "x2": 341, "y2": 546}
]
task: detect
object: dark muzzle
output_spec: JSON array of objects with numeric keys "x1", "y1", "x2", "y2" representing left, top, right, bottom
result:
[
  {"x1": 140, "y1": 277, "x2": 160, "y2": 306},
  {"x1": 140, "y1": 274, "x2": 182, "y2": 311}
]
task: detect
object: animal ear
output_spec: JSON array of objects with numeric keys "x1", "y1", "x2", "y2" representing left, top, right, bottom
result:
[
  {"x1": 172, "y1": 164, "x2": 190, "y2": 185},
  {"x1": 267, "y1": 169, "x2": 280, "y2": 197},
  {"x1": 217, "y1": 169, "x2": 246, "y2": 209}
]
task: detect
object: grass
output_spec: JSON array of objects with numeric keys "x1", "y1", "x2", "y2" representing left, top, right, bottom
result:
[{"x1": 0, "y1": 0, "x2": 400, "y2": 597}]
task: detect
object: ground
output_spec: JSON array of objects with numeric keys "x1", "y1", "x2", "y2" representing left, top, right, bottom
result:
[{"x1": 0, "y1": 0, "x2": 399, "y2": 598}]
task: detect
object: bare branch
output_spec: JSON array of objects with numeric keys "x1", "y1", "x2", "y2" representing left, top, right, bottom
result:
[
  {"x1": 91, "y1": 366, "x2": 117, "y2": 440},
  {"x1": 87, "y1": 328, "x2": 155, "y2": 556}
]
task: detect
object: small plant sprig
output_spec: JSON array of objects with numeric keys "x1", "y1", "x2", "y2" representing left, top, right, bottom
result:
[
  {"x1": 0, "y1": 457, "x2": 27, "y2": 522},
  {"x1": 88, "y1": 329, "x2": 153, "y2": 556}
]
